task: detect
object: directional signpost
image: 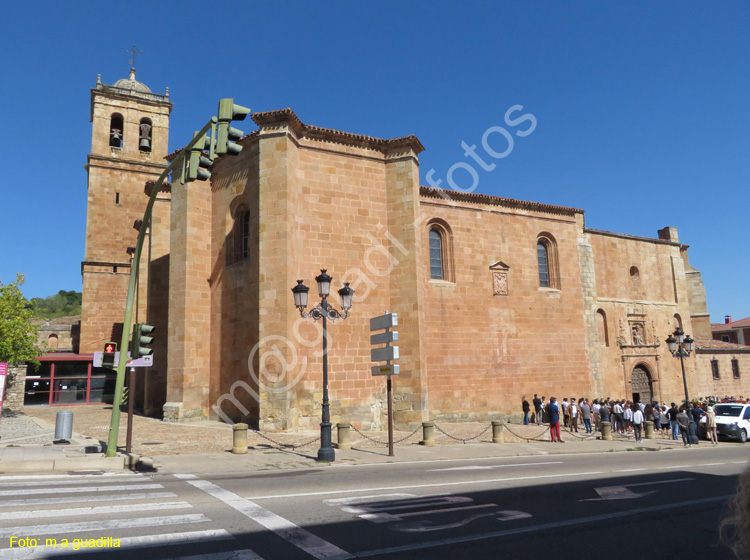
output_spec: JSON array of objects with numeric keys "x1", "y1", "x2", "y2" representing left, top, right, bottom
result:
[{"x1": 370, "y1": 312, "x2": 399, "y2": 456}]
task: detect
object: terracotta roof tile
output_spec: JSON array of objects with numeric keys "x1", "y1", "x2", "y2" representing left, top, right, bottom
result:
[
  {"x1": 145, "y1": 180, "x2": 171, "y2": 196},
  {"x1": 252, "y1": 108, "x2": 425, "y2": 154},
  {"x1": 419, "y1": 186, "x2": 582, "y2": 216},
  {"x1": 694, "y1": 336, "x2": 750, "y2": 351},
  {"x1": 711, "y1": 316, "x2": 750, "y2": 332}
]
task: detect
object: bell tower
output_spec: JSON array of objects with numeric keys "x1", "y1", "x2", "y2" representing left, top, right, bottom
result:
[{"x1": 80, "y1": 68, "x2": 172, "y2": 353}]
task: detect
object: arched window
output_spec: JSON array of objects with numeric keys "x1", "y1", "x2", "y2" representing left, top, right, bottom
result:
[
  {"x1": 48, "y1": 334, "x2": 59, "y2": 350},
  {"x1": 426, "y1": 219, "x2": 454, "y2": 282},
  {"x1": 139, "y1": 118, "x2": 152, "y2": 152},
  {"x1": 227, "y1": 205, "x2": 250, "y2": 265},
  {"x1": 537, "y1": 243, "x2": 550, "y2": 287},
  {"x1": 429, "y1": 229, "x2": 443, "y2": 280},
  {"x1": 536, "y1": 233, "x2": 560, "y2": 289},
  {"x1": 596, "y1": 309, "x2": 609, "y2": 347},
  {"x1": 630, "y1": 266, "x2": 641, "y2": 298},
  {"x1": 672, "y1": 314, "x2": 682, "y2": 331},
  {"x1": 239, "y1": 209, "x2": 250, "y2": 260},
  {"x1": 109, "y1": 113, "x2": 124, "y2": 148}
]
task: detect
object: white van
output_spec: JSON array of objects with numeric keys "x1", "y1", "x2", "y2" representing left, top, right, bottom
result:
[{"x1": 699, "y1": 403, "x2": 750, "y2": 442}]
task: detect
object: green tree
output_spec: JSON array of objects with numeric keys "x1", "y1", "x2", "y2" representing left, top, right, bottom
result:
[
  {"x1": 0, "y1": 274, "x2": 42, "y2": 366},
  {"x1": 29, "y1": 290, "x2": 82, "y2": 318}
]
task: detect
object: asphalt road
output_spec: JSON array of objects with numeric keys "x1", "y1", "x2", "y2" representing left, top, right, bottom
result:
[{"x1": 0, "y1": 446, "x2": 747, "y2": 559}]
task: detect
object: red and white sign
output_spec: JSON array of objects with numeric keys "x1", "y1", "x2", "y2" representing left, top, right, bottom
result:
[{"x1": 0, "y1": 363, "x2": 8, "y2": 428}]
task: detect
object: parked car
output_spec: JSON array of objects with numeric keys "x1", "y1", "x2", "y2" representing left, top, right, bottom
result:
[{"x1": 698, "y1": 403, "x2": 750, "y2": 442}]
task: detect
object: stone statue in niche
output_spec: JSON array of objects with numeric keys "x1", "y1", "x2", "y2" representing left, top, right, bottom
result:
[
  {"x1": 631, "y1": 324, "x2": 644, "y2": 346},
  {"x1": 493, "y1": 271, "x2": 508, "y2": 295}
]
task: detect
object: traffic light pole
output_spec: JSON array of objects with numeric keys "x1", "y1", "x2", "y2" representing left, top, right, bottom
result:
[
  {"x1": 126, "y1": 367, "x2": 135, "y2": 453},
  {"x1": 105, "y1": 116, "x2": 217, "y2": 457}
]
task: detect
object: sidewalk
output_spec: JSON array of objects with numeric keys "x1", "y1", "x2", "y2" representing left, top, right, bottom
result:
[{"x1": 0, "y1": 405, "x2": 715, "y2": 474}]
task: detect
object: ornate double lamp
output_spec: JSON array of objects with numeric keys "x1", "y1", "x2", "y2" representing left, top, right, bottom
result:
[{"x1": 291, "y1": 270, "x2": 354, "y2": 462}]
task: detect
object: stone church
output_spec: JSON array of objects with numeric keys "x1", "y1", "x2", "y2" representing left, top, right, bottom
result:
[{"x1": 78, "y1": 68, "x2": 750, "y2": 429}]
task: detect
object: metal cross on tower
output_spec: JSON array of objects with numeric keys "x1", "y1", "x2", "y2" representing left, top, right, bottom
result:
[{"x1": 126, "y1": 45, "x2": 143, "y2": 67}]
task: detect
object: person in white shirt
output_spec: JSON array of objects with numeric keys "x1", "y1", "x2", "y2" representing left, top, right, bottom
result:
[
  {"x1": 569, "y1": 398, "x2": 579, "y2": 432},
  {"x1": 592, "y1": 400, "x2": 602, "y2": 432},
  {"x1": 632, "y1": 406, "x2": 644, "y2": 442},
  {"x1": 613, "y1": 401, "x2": 624, "y2": 433},
  {"x1": 623, "y1": 402, "x2": 633, "y2": 433}
]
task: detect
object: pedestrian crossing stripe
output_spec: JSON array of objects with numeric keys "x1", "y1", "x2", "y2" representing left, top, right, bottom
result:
[
  {"x1": 0, "y1": 473, "x2": 144, "y2": 482},
  {"x1": 0, "y1": 483, "x2": 162, "y2": 497},
  {"x1": 0, "y1": 513, "x2": 209, "y2": 538},
  {"x1": 0, "y1": 501, "x2": 192, "y2": 521},
  {"x1": 0, "y1": 491, "x2": 176, "y2": 509},
  {"x1": 0, "y1": 476, "x2": 148, "y2": 488}
]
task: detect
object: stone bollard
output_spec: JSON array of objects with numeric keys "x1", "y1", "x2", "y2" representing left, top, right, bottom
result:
[
  {"x1": 492, "y1": 420, "x2": 505, "y2": 443},
  {"x1": 232, "y1": 423, "x2": 248, "y2": 454},
  {"x1": 601, "y1": 420, "x2": 612, "y2": 441},
  {"x1": 644, "y1": 420, "x2": 655, "y2": 439},
  {"x1": 337, "y1": 423, "x2": 351, "y2": 450},
  {"x1": 420, "y1": 422, "x2": 436, "y2": 446}
]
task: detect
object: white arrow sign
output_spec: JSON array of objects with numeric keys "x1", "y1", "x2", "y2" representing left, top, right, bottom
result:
[
  {"x1": 580, "y1": 478, "x2": 693, "y2": 501},
  {"x1": 371, "y1": 330, "x2": 398, "y2": 345},
  {"x1": 370, "y1": 313, "x2": 398, "y2": 331},
  {"x1": 584, "y1": 486, "x2": 654, "y2": 501}
]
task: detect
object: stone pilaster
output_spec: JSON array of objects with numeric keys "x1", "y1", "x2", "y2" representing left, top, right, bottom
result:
[
  {"x1": 165, "y1": 173, "x2": 212, "y2": 422},
  {"x1": 256, "y1": 128, "x2": 301, "y2": 430},
  {"x1": 577, "y1": 224, "x2": 603, "y2": 397},
  {"x1": 384, "y1": 146, "x2": 428, "y2": 429}
]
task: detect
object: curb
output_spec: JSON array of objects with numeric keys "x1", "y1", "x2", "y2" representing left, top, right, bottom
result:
[{"x1": 0, "y1": 453, "x2": 126, "y2": 473}]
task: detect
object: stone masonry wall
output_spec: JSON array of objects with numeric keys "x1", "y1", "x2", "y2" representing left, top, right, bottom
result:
[
  {"x1": 577, "y1": 222, "x2": 604, "y2": 398},
  {"x1": 3, "y1": 365, "x2": 27, "y2": 414},
  {"x1": 256, "y1": 129, "x2": 401, "y2": 430},
  {"x1": 165, "y1": 171, "x2": 212, "y2": 422},
  {"x1": 693, "y1": 351, "x2": 750, "y2": 398},
  {"x1": 207, "y1": 141, "x2": 260, "y2": 426},
  {"x1": 419, "y1": 198, "x2": 591, "y2": 419},
  {"x1": 586, "y1": 230, "x2": 701, "y2": 405}
]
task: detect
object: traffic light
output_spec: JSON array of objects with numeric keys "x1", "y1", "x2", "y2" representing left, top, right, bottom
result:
[
  {"x1": 102, "y1": 342, "x2": 117, "y2": 369},
  {"x1": 186, "y1": 132, "x2": 213, "y2": 182},
  {"x1": 130, "y1": 323, "x2": 155, "y2": 359},
  {"x1": 216, "y1": 98, "x2": 251, "y2": 156}
]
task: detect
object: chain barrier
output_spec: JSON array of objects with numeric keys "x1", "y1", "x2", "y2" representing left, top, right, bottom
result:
[
  {"x1": 349, "y1": 424, "x2": 422, "y2": 446},
  {"x1": 245, "y1": 420, "x2": 605, "y2": 450},
  {"x1": 502, "y1": 423, "x2": 551, "y2": 442},
  {"x1": 433, "y1": 423, "x2": 492, "y2": 444},
  {"x1": 560, "y1": 424, "x2": 598, "y2": 440},
  {"x1": 248, "y1": 429, "x2": 319, "y2": 450}
]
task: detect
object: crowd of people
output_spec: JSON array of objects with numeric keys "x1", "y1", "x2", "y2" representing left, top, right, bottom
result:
[
  {"x1": 520, "y1": 394, "x2": 733, "y2": 445},
  {"x1": 520, "y1": 393, "x2": 750, "y2": 558}
]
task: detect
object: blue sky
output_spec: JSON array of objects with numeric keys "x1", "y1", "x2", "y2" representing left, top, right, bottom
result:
[{"x1": 0, "y1": 1, "x2": 747, "y2": 323}]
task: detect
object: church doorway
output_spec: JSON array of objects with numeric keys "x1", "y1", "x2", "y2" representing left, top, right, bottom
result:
[{"x1": 631, "y1": 364, "x2": 653, "y2": 405}]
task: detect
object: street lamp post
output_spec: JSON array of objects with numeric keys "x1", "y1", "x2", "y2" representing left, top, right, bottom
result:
[
  {"x1": 292, "y1": 270, "x2": 354, "y2": 462},
  {"x1": 665, "y1": 328, "x2": 695, "y2": 404}
]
